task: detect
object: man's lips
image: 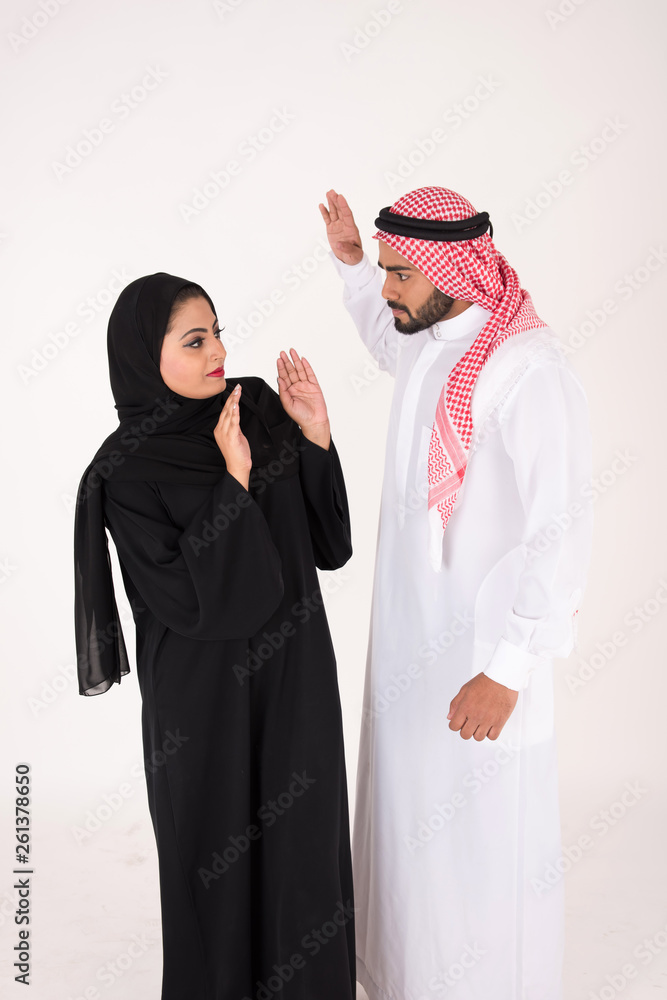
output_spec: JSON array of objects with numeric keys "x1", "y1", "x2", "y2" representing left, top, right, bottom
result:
[
  {"x1": 207, "y1": 367, "x2": 225, "y2": 377},
  {"x1": 391, "y1": 308, "x2": 407, "y2": 316}
]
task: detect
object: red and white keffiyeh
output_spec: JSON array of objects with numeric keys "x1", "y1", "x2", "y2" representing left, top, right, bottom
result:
[{"x1": 373, "y1": 186, "x2": 547, "y2": 571}]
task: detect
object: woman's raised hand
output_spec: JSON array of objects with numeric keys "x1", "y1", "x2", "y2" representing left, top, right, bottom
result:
[
  {"x1": 319, "y1": 189, "x2": 363, "y2": 266},
  {"x1": 276, "y1": 349, "x2": 331, "y2": 451},
  {"x1": 214, "y1": 384, "x2": 252, "y2": 489}
]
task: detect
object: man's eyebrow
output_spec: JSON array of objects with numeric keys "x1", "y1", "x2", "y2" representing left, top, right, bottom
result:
[
  {"x1": 179, "y1": 318, "x2": 220, "y2": 340},
  {"x1": 378, "y1": 263, "x2": 414, "y2": 272}
]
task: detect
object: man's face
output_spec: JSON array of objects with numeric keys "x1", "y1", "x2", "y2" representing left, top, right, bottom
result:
[{"x1": 377, "y1": 242, "x2": 472, "y2": 334}]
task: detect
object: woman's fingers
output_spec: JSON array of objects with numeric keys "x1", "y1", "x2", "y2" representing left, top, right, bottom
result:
[
  {"x1": 289, "y1": 348, "x2": 307, "y2": 379},
  {"x1": 218, "y1": 385, "x2": 241, "y2": 426},
  {"x1": 278, "y1": 350, "x2": 298, "y2": 384},
  {"x1": 276, "y1": 355, "x2": 289, "y2": 387},
  {"x1": 300, "y1": 356, "x2": 320, "y2": 386},
  {"x1": 229, "y1": 385, "x2": 241, "y2": 425},
  {"x1": 222, "y1": 384, "x2": 240, "y2": 403},
  {"x1": 278, "y1": 349, "x2": 316, "y2": 385}
]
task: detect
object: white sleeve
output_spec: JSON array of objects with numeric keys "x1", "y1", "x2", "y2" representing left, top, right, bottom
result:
[
  {"x1": 329, "y1": 250, "x2": 401, "y2": 376},
  {"x1": 482, "y1": 362, "x2": 594, "y2": 691}
]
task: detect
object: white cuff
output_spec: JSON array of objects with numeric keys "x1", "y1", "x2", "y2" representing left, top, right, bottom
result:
[
  {"x1": 328, "y1": 250, "x2": 376, "y2": 287},
  {"x1": 483, "y1": 636, "x2": 551, "y2": 691}
]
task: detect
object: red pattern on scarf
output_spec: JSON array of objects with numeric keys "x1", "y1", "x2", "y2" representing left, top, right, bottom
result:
[{"x1": 373, "y1": 186, "x2": 547, "y2": 537}]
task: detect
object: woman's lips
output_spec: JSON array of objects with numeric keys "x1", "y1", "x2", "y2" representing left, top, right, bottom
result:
[{"x1": 207, "y1": 367, "x2": 225, "y2": 377}]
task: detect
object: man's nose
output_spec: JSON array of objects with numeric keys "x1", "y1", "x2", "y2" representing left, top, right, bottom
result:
[{"x1": 381, "y1": 277, "x2": 395, "y2": 300}]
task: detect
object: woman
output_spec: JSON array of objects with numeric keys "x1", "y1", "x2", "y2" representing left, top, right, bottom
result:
[{"x1": 73, "y1": 271, "x2": 356, "y2": 1000}]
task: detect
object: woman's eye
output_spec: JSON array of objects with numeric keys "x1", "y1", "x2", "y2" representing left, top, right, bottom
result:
[{"x1": 186, "y1": 330, "x2": 222, "y2": 347}]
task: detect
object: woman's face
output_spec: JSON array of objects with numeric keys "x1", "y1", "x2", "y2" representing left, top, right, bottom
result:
[{"x1": 159, "y1": 296, "x2": 228, "y2": 398}]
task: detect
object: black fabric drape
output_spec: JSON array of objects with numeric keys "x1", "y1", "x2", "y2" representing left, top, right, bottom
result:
[
  {"x1": 74, "y1": 272, "x2": 305, "y2": 695},
  {"x1": 73, "y1": 271, "x2": 357, "y2": 998},
  {"x1": 100, "y1": 428, "x2": 355, "y2": 998}
]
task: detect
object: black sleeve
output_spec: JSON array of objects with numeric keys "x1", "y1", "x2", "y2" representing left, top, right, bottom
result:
[
  {"x1": 297, "y1": 432, "x2": 353, "y2": 571},
  {"x1": 238, "y1": 376, "x2": 353, "y2": 571},
  {"x1": 103, "y1": 472, "x2": 284, "y2": 640}
]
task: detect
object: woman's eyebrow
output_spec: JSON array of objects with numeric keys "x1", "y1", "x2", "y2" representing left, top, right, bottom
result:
[{"x1": 179, "y1": 319, "x2": 220, "y2": 340}]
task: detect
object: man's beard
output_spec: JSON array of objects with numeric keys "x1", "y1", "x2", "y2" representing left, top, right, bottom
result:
[{"x1": 387, "y1": 286, "x2": 456, "y2": 334}]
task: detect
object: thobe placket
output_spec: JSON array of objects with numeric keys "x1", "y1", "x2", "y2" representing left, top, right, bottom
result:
[{"x1": 393, "y1": 305, "x2": 493, "y2": 529}]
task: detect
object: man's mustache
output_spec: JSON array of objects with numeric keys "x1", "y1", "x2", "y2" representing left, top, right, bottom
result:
[{"x1": 387, "y1": 301, "x2": 413, "y2": 318}]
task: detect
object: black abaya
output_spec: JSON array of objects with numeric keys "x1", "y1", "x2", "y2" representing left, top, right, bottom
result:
[{"x1": 101, "y1": 376, "x2": 356, "y2": 1000}]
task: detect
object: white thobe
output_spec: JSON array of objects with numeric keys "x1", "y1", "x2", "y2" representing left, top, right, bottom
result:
[{"x1": 332, "y1": 251, "x2": 593, "y2": 1000}]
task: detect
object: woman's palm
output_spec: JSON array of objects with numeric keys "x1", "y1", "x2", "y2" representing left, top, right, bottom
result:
[{"x1": 276, "y1": 350, "x2": 328, "y2": 427}]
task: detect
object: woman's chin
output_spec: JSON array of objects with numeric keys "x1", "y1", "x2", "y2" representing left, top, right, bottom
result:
[
  {"x1": 204, "y1": 376, "x2": 227, "y2": 395},
  {"x1": 170, "y1": 378, "x2": 228, "y2": 399}
]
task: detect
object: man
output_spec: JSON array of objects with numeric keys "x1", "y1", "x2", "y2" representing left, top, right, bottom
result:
[{"x1": 319, "y1": 187, "x2": 593, "y2": 1000}]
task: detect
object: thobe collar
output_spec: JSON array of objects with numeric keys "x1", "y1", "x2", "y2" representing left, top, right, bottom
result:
[{"x1": 430, "y1": 302, "x2": 492, "y2": 341}]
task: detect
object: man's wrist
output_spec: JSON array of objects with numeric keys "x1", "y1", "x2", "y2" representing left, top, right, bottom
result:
[
  {"x1": 333, "y1": 249, "x2": 363, "y2": 266},
  {"x1": 328, "y1": 249, "x2": 373, "y2": 284},
  {"x1": 482, "y1": 637, "x2": 550, "y2": 691}
]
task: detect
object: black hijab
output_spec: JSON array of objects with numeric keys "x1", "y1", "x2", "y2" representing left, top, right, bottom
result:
[{"x1": 74, "y1": 272, "x2": 297, "y2": 696}]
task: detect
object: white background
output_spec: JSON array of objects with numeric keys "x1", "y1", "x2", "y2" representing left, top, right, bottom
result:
[{"x1": 1, "y1": 0, "x2": 666, "y2": 996}]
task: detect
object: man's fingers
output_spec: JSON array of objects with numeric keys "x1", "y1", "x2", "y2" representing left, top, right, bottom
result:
[
  {"x1": 446, "y1": 672, "x2": 517, "y2": 741},
  {"x1": 459, "y1": 716, "x2": 481, "y2": 741},
  {"x1": 461, "y1": 712, "x2": 506, "y2": 741},
  {"x1": 326, "y1": 189, "x2": 339, "y2": 223},
  {"x1": 447, "y1": 690, "x2": 462, "y2": 720},
  {"x1": 337, "y1": 192, "x2": 354, "y2": 223},
  {"x1": 318, "y1": 202, "x2": 331, "y2": 225},
  {"x1": 448, "y1": 703, "x2": 466, "y2": 731},
  {"x1": 452, "y1": 716, "x2": 477, "y2": 740}
]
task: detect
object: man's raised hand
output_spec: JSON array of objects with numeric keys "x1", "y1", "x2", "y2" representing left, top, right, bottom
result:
[{"x1": 319, "y1": 189, "x2": 363, "y2": 266}]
